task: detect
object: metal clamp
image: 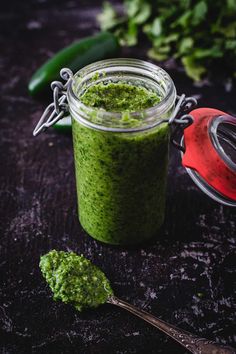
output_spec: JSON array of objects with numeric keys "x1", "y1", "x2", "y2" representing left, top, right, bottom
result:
[
  {"x1": 169, "y1": 94, "x2": 197, "y2": 152},
  {"x1": 33, "y1": 68, "x2": 73, "y2": 136}
]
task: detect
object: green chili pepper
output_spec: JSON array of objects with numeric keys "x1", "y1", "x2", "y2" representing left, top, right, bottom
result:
[
  {"x1": 28, "y1": 31, "x2": 119, "y2": 97},
  {"x1": 53, "y1": 116, "x2": 72, "y2": 133}
]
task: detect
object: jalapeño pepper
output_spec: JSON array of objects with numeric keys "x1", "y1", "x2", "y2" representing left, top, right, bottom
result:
[{"x1": 28, "y1": 31, "x2": 119, "y2": 97}]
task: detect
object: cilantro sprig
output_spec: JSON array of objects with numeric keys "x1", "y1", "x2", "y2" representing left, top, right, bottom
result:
[{"x1": 98, "y1": 0, "x2": 236, "y2": 81}]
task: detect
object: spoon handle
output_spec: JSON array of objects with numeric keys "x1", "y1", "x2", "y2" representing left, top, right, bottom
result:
[{"x1": 108, "y1": 296, "x2": 235, "y2": 354}]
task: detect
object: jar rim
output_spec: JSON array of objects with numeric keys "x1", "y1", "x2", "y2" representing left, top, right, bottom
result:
[{"x1": 67, "y1": 58, "x2": 176, "y2": 132}]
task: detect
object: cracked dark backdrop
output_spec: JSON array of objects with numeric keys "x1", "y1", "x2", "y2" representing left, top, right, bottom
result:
[{"x1": 0, "y1": 0, "x2": 235, "y2": 353}]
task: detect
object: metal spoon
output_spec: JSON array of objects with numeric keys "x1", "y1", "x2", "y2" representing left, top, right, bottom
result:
[{"x1": 108, "y1": 296, "x2": 235, "y2": 354}]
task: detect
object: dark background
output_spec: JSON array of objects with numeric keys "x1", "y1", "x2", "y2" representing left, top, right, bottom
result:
[{"x1": 0, "y1": 0, "x2": 235, "y2": 353}]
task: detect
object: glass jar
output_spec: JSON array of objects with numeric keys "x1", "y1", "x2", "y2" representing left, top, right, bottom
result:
[
  {"x1": 67, "y1": 59, "x2": 176, "y2": 245},
  {"x1": 33, "y1": 58, "x2": 236, "y2": 245}
]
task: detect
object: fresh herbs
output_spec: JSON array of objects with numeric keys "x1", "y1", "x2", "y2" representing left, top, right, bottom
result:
[{"x1": 98, "y1": 0, "x2": 236, "y2": 81}]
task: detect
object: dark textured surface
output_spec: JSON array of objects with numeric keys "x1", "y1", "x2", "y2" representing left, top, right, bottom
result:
[{"x1": 0, "y1": 1, "x2": 236, "y2": 353}]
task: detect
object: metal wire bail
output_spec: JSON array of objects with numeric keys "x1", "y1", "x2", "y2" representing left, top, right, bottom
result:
[
  {"x1": 168, "y1": 94, "x2": 197, "y2": 152},
  {"x1": 33, "y1": 68, "x2": 73, "y2": 136}
]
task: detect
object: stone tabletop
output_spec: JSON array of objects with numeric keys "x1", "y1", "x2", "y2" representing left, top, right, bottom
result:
[{"x1": 0, "y1": 0, "x2": 235, "y2": 353}]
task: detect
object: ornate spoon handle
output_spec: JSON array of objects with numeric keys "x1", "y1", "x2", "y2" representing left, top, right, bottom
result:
[{"x1": 108, "y1": 296, "x2": 235, "y2": 354}]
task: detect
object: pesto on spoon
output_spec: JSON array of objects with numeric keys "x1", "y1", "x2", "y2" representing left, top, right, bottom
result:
[
  {"x1": 40, "y1": 251, "x2": 234, "y2": 354},
  {"x1": 40, "y1": 250, "x2": 113, "y2": 311}
]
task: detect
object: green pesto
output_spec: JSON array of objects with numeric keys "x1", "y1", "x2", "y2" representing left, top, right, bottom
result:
[
  {"x1": 72, "y1": 82, "x2": 169, "y2": 245},
  {"x1": 80, "y1": 82, "x2": 161, "y2": 112},
  {"x1": 39, "y1": 250, "x2": 113, "y2": 311}
]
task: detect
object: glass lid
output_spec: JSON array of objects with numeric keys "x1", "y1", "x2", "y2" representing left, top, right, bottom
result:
[{"x1": 181, "y1": 108, "x2": 236, "y2": 207}]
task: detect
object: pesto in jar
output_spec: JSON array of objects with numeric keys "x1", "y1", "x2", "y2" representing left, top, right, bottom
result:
[
  {"x1": 71, "y1": 81, "x2": 169, "y2": 245},
  {"x1": 40, "y1": 250, "x2": 113, "y2": 311},
  {"x1": 80, "y1": 82, "x2": 161, "y2": 112}
]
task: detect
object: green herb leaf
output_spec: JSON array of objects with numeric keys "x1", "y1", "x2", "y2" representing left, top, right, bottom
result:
[
  {"x1": 148, "y1": 48, "x2": 169, "y2": 61},
  {"x1": 182, "y1": 56, "x2": 206, "y2": 81},
  {"x1": 150, "y1": 18, "x2": 162, "y2": 36},
  {"x1": 133, "y1": 2, "x2": 151, "y2": 24},
  {"x1": 122, "y1": 20, "x2": 138, "y2": 46},
  {"x1": 97, "y1": 2, "x2": 118, "y2": 30},
  {"x1": 179, "y1": 37, "x2": 194, "y2": 55},
  {"x1": 227, "y1": 0, "x2": 236, "y2": 11},
  {"x1": 192, "y1": 1, "x2": 208, "y2": 25}
]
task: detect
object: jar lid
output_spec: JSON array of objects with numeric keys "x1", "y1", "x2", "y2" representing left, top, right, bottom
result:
[{"x1": 181, "y1": 108, "x2": 236, "y2": 206}]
